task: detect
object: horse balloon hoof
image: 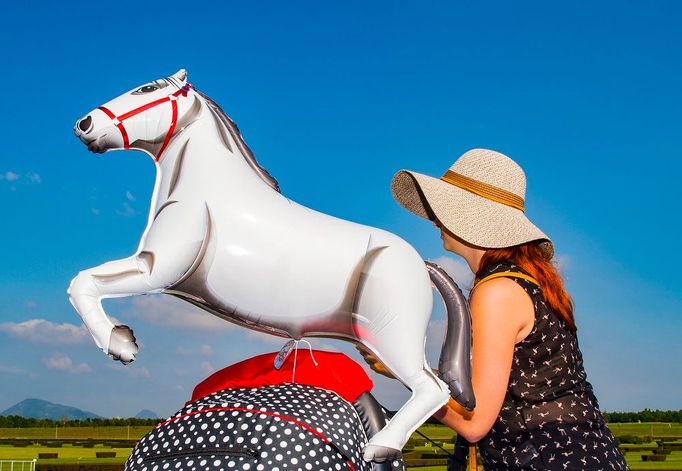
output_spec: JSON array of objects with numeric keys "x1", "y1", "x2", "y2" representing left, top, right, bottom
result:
[
  {"x1": 107, "y1": 325, "x2": 138, "y2": 365},
  {"x1": 362, "y1": 444, "x2": 402, "y2": 463}
]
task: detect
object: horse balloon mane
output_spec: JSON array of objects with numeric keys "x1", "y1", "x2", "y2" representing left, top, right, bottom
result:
[{"x1": 69, "y1": 69, "x2": 475, "y2": 462}]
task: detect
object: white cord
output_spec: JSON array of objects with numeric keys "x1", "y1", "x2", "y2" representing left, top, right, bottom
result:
[{"x1": 291, "y1": 339, "x2": 319, "y2": 383}]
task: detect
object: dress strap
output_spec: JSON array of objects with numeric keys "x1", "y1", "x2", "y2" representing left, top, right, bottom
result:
[{"x1": 474, "y1": 271, "x2": 540, "y2": 289}]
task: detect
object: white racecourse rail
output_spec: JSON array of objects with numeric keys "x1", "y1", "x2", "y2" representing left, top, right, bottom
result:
[{"x1": 0, "y1": 460, "x2": 36, "y2": 471}]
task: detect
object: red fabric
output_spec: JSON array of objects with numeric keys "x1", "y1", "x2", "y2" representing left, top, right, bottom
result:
[{"x1": 191, "y1": 350, "x2": 373, "y2": 404}]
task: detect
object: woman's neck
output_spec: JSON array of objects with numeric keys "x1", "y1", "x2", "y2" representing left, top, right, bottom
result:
[{"x1": 464, "y1": 248, "x2": 486, "y2": 274}]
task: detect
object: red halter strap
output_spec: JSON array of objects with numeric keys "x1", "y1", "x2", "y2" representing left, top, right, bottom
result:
[{"x1": 98, "y1": 84, "x2": 192, "y2": 161}]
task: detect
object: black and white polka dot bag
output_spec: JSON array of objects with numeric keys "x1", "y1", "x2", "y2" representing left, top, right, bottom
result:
[{"x1": 125, "y1": 383, "x2": 405, "y2": 471}]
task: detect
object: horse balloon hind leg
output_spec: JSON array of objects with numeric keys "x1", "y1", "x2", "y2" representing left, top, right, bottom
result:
[
  {"x1": 358, "y1": 320, "x2": 451, "y2": 463},
  {"x1": 352, "y1": 247, "x2": 451, "y2": 462}
]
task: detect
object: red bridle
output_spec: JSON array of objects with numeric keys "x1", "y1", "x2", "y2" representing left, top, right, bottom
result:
[{"x1": 98, "y1": 83, "x2": 192, "y2": 161}]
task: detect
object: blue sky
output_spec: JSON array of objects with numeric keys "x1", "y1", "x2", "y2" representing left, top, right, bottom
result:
[{"x1": 1, "y1": 1, "x2": 680, "y2": 418}]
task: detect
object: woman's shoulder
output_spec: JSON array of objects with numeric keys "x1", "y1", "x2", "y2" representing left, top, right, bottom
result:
[
  {"x1": 470, "y1": 274, "x2": 535, "y2": 342},
  {"x1": 472, "y1": 261, "x2": 534, "y2": 309},
  {"x1": 471, "y1": 274, "x2": 530, "y2": 305},
  {"x1": 476, "y1": 261, "x2": 539, "y2": 295},
  {"x1": 472, "y1": 261, "x2": 537, "y2": 319}
]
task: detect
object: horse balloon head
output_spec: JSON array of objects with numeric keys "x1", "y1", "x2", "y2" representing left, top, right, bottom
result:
[{"x1": 74, "y1": 69, "x2": 197, "y2": 160}]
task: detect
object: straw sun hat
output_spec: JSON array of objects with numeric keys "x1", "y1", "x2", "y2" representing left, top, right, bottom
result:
[{"x1": 391, "y1": 148, "x2": 554, "y2": 260}]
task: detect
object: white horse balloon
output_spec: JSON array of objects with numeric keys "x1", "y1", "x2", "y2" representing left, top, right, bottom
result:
[{"x1": 69, "y1": 70, "x2": 475, "y2": 462}]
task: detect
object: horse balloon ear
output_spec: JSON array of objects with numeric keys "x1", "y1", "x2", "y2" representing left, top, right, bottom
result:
[{"x1": 172, "y1": 69, "x2": 187, "y2": 83}]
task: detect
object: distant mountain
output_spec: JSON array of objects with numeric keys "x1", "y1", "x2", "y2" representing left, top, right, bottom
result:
[
  {"x1": 1, "y1": 398, "x2": 102, "y2": 420},
  {"x1": 135, "y1": 409, "x2": 158, "y2": 419}
]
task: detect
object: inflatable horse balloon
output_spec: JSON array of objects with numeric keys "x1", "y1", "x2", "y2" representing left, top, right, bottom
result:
[{"x1": 68, "y1": 69, "x2": 474, "y2": 462}]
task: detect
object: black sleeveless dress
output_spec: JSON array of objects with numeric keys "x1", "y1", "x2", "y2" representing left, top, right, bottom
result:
[{"x1": 475, "y1": 262, "x2": 628, "y2": 471}]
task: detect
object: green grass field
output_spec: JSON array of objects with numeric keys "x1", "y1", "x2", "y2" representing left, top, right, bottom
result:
[
  {"x1": 0, "y1": 422, "x2": 680, "y2": 469},
  {"x1": 625, "y1": 451, "x2": 682, "y2": 470},
  {"x1": 0, "y1": 426, "x2": 151, "y2": 440},
  {"x1": 609, "y1": 422, "x2": 682, "y2": 437},
  {"x1": 0, "y1": 445, "x2": 131, "y2": 464}
]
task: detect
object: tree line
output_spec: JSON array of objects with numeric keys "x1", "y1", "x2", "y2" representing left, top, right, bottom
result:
[
  {"x1": 0, "y1": 416, "x2": 162, "y2": 428},
  {"x1": 603, "y1": 409, "x2": 682, "y2": 423}
]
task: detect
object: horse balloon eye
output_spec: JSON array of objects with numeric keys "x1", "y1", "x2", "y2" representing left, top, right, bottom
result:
[{"x1": 135, "y1": 85, "x2": 159, "y2": 94}]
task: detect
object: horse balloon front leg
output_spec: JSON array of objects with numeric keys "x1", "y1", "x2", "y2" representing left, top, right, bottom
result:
[
  {"x1": 68, "y1": 256, "x2": 153, "y2": 363},
  {"x1": 68, "y1": 204, "x2": 207, "y2": 363}
]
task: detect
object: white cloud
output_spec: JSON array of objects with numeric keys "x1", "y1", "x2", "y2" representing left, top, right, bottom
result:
[
  {"x1": 200, "y1": 361, "x2": 215, "y2": 374},
  {"x1": 246, "y1": 329, "x2": 285, "y2": 345},
  {"x1": 176, "y1": 344, "x2": 213, "y2": 357},
  {"x1": 106, "y1": 364, "x2": 152, "y2": 379},
  {"x1": 91, "y1": 207, "x2": 101, "y2": 216},
  {"x1": 0, "y1": 364, "x2": 28, "y2": 375},
  {"x1": 25, "y1": 300, "x2": 38, "y2": 309},
  {"x1": 430, "y1": 256, "x2": 474, "y2": 292},
  {"x1": 116, "y1": 192, "x2": 137, "y2": 216},
  {"x1": 0, "y1": 171, "x2": 41, "y2": 184},
  {"x1": 44, "y1": 353, "x2": 92, "y2": 374},
  {"x1": 2, "y1": 171, "x2": 19, "y2": 182},
  {"x1": 425, "y1": 319, "x2": 448, "y2": 362},
  {"x1": 130, "y1": 367, "x2": 151, "y2": 378},
  {"x1": 27, "y1": 172, "x2": 42, "y2": 184},
  {"x1": 0, "y1": 319, "x2": 90, "y2": 344},
  {"x1": 125, "y1": 295, "x2": 236, "y2": 332},
  {"x1": 116, "y1": 202, "x2": 136, "y2": 217}
]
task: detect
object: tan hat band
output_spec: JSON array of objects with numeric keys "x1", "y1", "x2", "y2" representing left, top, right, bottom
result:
[{"x1": 440, "y1": 170, "x2": 525, "y2": 211}]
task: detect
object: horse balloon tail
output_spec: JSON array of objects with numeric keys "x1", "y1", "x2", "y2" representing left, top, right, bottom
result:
[{"x1": 425, "y1": 261, "x2": 476, "y2": 411}]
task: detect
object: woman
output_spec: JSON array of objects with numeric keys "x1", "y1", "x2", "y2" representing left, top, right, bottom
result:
[{"x1": 389, "y1": 149, "x2": 628, "y2": 470}]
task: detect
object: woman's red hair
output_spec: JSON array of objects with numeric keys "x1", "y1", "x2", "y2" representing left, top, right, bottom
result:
[{"x1": 477, "y1": 242, "x2": 576, "y2": 332}]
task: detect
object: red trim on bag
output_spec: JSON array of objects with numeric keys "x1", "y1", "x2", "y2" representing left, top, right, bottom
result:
[{"x1": 156, "y1": 406, "x2": 331, "y2": 443}]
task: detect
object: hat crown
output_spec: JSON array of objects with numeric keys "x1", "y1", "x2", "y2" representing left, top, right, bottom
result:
[{"x1": 449, "y1": 149, "x2": 526, "y2": 200}]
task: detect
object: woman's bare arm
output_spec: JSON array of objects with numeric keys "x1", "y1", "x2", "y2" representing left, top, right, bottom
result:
[{"x1": 433, "y1": 277, "x2": 534, "y2": 442}]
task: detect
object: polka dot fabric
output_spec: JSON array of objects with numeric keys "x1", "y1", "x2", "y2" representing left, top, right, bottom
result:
[{"x1": 125, "y1": 383, "x2": 403, "y2": 471}]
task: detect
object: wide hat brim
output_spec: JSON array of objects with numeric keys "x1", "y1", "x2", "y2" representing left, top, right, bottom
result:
[{"x1": 391, "y1": 170, "x2": 554, "y2": 260}]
